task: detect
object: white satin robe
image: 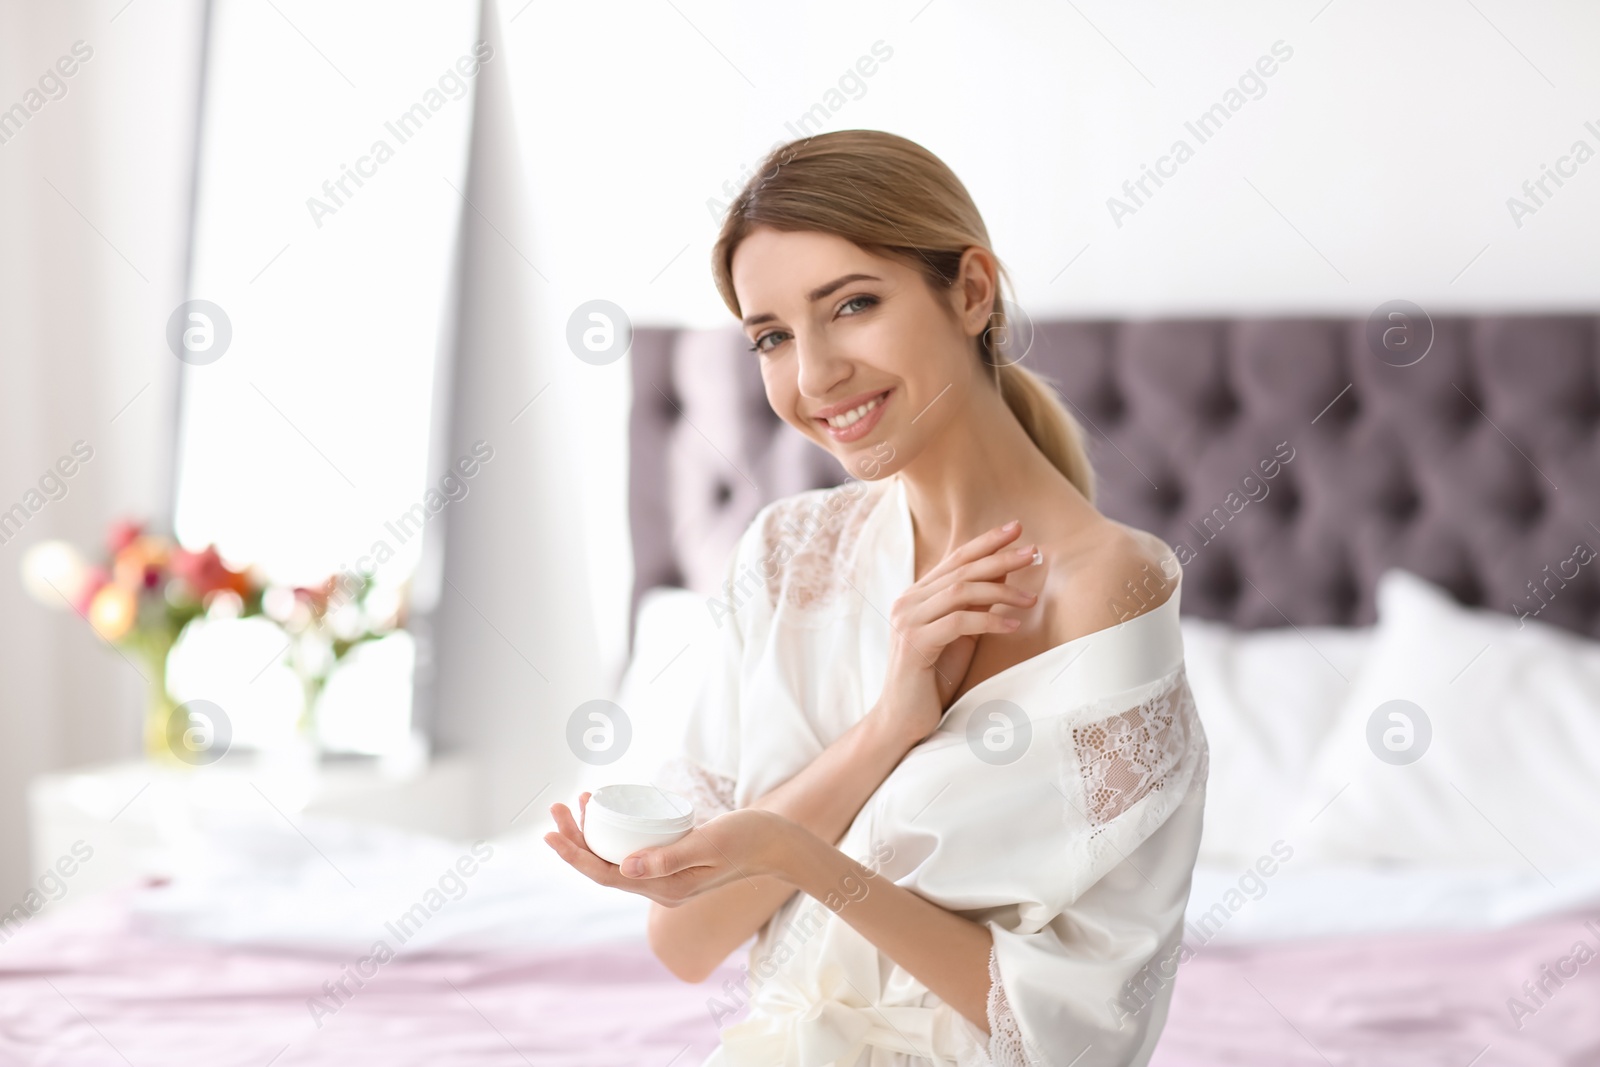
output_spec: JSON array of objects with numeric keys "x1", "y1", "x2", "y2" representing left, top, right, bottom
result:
[{"x1": 653, "y1": 472, "x2": 1209, "y2": 1067}]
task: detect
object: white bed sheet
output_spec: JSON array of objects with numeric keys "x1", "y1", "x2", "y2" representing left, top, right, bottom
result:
[
  {"x1": 118, "y1": 802, "x2": 1600, "y2": 957},
  {"x1": 109, "y1": 578, "x2": 1600, "y2": 957},
  {"x1": 126, "y1": 810, "x2": 648, "y2": 954}
]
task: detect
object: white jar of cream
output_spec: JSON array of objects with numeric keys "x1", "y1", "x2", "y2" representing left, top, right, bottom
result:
[{"x1": 582, "y1": 784, "x2": 695, "y2": 866}]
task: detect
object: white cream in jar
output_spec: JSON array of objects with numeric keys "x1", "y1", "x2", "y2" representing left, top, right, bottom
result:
[{"x1": 581, "y1": 784, "x2": 695, "y2": 866}]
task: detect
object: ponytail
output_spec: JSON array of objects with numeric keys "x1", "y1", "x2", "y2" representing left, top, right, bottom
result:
[
  {"x1": 994, "y1": 361, "x2": 1096, "y2": 504},
  {"x1": 979, "y1": 265, "x2": 1096, "y2": 504}
]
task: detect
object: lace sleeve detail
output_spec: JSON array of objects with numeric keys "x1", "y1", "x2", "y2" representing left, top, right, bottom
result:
[
  {"x1": 1070, "y1": 667, "x2": 1195, "y2": 830},
  {"x1": 985, "y1": 940, "x2": 1041, "y2": 1067},
  {"x1": 654, "y1": 754, "x2": 736, "y2": 827}
]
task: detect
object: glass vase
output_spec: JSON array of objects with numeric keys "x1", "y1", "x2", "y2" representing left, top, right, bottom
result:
[{"x1": 142, "y1": 655, "x2": 186, "y2": 765}]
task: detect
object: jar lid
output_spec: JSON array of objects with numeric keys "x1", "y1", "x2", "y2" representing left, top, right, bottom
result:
[{"x1": 587, "y1": 784, "x2": 694, "y2": 830}]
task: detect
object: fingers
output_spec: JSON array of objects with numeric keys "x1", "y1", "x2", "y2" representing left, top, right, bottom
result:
[
  {"x1": 952, "y1": 543, "x2": 1043, "y2": 585},
  {"x1": 619, "y1": 847, "x2": 662, "y2": 878},
  {"x1": 550, "y1": 801, "x2": 582, "y2": 841},
  {"x1": 542, "y1": 828, "x2": 618, "y2": 883},
  {"x1": 620, "y1": 832, "x2": 705, "y2": 879},
  {"x1": 907, "y1": 533, "x2": 1040, "y2": 622},
  {"x1": 925, "y1": 609, "x2": 1025, "y2": 647},
  {"x1": 918, "y1": 520, "x2": 1025, "y2": 586},
  {"x1": 925, "y1": 578, "x2": 1038, "y2": 618},
  {"x1": 546, "y1": 801, "x2": 628, "y2": 881},
  {"x1": 543, "y1": 828, "x2": 692, "y2": 905},
  {"x1": 550, "y1": 802, "x2": 595, "y2": 857},
  {"x1": 899, "y1": 571, "x2": 1037, "y2": 632}
]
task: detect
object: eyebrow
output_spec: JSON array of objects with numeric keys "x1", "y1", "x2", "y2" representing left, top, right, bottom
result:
[{"x1": 741, "y1": 273, "x2": 881, "y2": 328}]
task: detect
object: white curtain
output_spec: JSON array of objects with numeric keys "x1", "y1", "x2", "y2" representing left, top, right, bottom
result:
[
  {"x1": 0, "y1": 0, "x2": 208, "y2": 900},
  {"x1": 424, "y1": 0, "x2": 605, "y2": 831}
]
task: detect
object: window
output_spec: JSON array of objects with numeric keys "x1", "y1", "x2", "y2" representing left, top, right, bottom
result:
[{"x1": 171, "y1": 0, "x2": 480, "y2": 755}]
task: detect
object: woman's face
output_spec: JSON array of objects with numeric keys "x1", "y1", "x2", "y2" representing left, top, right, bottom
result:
[{"x1": 729, "y1": 225, "x2": 993, "y2": 479}]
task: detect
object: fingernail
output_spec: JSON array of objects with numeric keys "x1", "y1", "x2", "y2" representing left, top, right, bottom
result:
[
  {"x1": 1004, "y1": 616, "x2": 1022, "y2": 628},
  {"x1": 621, "y1": 858, "x2": 644, "y2": 876},
  {"x1": 1002, "y1": 519, "x2": 1020, "y2": 532},
  {"x1": 1031, "y1": 548, "x2": 1043, "y2": 566}
]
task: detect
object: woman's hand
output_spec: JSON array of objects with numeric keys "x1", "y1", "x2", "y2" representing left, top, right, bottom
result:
[
  {"x1": 544, "y1": 792, "x2": 798, "y2": 907},
  {"x1": 877, "y1": 519, "x2": 1041, "y2": 744}
]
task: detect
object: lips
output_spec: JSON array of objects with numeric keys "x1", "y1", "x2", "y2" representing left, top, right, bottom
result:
[
  {"x1": 812, "y1": 388, "x2": 891, "y2": 421},
  {"x1": 814, "y1": 388, "x2": 891, "y2": 443}
]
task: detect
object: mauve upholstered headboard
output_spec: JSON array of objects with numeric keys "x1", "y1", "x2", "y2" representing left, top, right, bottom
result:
[{"x1": 629, "y1": 316, "x2": 1600, "y2": 648}]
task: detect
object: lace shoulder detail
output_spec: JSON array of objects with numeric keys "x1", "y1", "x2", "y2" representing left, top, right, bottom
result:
[
  {"x1": 985, "y1": 940, "x2": 1043, "y2": 1067},
  {"x1": 1070, "y1": 666, "x2": 1200, "y2": 831},
  {"x1": 753, "y1": 479, "x2": 890, "y2": 620},
  {"x1": 654, "y1": 755, "x2": 736, "y2": 827}
]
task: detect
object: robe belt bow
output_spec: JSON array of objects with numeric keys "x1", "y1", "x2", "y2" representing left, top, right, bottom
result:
[{"x1": 718, "y1": 962, "x2": 944, "y2": 1067}]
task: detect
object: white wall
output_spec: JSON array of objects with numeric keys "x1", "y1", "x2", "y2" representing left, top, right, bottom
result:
[
  {"x1": 496, "y1": 0, "x2": 1600, "y2": 682},
  {"x1": 0, "y1": 0, "x2": 207, "y2": 901}
]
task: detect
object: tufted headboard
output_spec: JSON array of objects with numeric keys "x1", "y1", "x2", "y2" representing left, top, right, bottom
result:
[{"x1": 629, "y1": 316, "x2": 1600, "y2": 647}]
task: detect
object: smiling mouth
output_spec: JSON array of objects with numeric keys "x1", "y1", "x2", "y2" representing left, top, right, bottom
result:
[{"x1": 818, "y1": 390, "x2": 889, "y2": 430}]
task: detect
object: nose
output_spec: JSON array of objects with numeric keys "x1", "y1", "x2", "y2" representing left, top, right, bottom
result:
[{"x1": 794, "y1": 330, "x2": 853, "y2": 401}]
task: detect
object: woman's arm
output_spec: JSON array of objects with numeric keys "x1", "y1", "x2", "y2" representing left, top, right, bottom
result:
[
  {"x1": 778, "y1": 823, "x2": 995, "y2": 1034},
  {"x1": 622, "y1": 811, "x2": 995, "y2": 1032},
  {"x1": 646, "y1": 706, "x2": 920, "y2": 982}
]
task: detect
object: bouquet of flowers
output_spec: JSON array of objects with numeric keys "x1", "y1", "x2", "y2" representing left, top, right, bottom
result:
[{"x1": 20, "y1": 520, "x2": 404, "y2": 764}]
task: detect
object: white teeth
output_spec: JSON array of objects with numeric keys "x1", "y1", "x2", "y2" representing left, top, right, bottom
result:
[{"x1": 825, "y1": 393, "x2": 884, "y2": 429}]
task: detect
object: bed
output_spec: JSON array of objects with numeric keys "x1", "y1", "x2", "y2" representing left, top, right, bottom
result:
[
  {"x1": 4, "y1": 314, "x2": 1598, "y2": 1065},
  {"x1": 627, "y1": 313, "x2": 1600, "y2": 1064}
]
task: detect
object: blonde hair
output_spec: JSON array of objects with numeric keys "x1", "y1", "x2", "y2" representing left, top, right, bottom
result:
[{"x1": 710, "y1": 129, "x2": 1096, "y2": 504}]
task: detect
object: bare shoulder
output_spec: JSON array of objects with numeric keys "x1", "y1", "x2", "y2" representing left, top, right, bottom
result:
[{"x1": 1044, "y1": 519, "x2": 1181, "y2": 642}]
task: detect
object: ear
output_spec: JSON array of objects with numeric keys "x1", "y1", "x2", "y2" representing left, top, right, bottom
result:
[{"x1": 954, "y1": 246, "x2": 1000, "y2": 339}]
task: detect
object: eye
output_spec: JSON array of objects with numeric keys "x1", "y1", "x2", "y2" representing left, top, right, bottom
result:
[
  {"x1": 748, "y1": 294, "x2": 877, "y2": 354},
  {"x1": 749, "y1": 330, "x2": 789, "y2": 355}
]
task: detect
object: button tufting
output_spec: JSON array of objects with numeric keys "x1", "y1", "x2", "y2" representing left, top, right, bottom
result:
[
  {"x1": 1205, "y1": 554, "x2": 1243, "y2": 604},
  {"x1": 1331, "y1": 390, "x2": 1361, "y2": 425},
  {"x1": 1100, "y1": 394, "x2": 1127, "y2": 424},
  {"x1": 1154, "y1": 481, "x2": 1184, "y2": 516},
  {"x1": 1451, "y1": 386, "x2": 1484, "y2": 428},
  {"x1": 1385, "y1": 485, "x2": 1420, "y2": 522},
  {"x1": 1330, "y1": 571, "x2": 1359, "y2": 617},
  {"x1": 1492, "y1": 483, "x2": 1544, "y2": 527},
  {"x1": 1206, "y1": 390, "x2": 1240, "y2": 425},
  {"x1": 1268, "y1": 480, "x2": 1300, "y2": 521}
]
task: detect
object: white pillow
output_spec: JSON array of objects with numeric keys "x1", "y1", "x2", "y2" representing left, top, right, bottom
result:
[
  {"x1": 578, "y1": 587, "x2": 716, "y2": 796},
  {"x1": 1294, "y1": 568, "x2": 1600, "y2": 872},
  {"x1": 1180, "y1": 616, "x2": 1371, "y2": 865}
]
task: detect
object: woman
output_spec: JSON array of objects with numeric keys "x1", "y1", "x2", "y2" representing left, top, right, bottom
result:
[{"x1": 545, "y1": 129, "x2": 1208, "y2": 1067}]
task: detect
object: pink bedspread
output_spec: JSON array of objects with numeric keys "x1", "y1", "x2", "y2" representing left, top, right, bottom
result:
[
  {"x1": 1151, "y1": 907, "x2": 1600, "y2": 1067},
  {"x1": 0, "y1": 889, "x2": 742, "y2": 1066},
  {"x1": 2, "y1": 891, "x2": 1598, "y2": 1065}
]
